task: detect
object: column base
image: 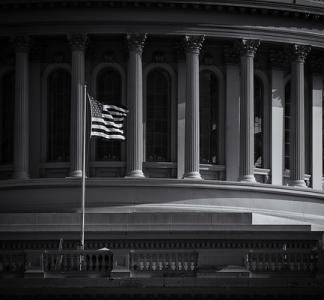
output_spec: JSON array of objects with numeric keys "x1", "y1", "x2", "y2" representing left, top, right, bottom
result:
[
  {"x1": 125, "y1": 170, "x2": 145, "y2": 178},
  {"x1": 69, "y1": 170, "x2": 83, "y2": 177},
  {"x1": 289, "y1": 179, "x2": 307, "y2": 188},
  {"x1": 183, "y1": 171, "x2": 202, "y2": 180},
  {"x1": 13, "y1": 171, "x2": 29, "y2": 180},
  {"x1": 239, "y1": 174, "x2": 256, "y2": 183}
]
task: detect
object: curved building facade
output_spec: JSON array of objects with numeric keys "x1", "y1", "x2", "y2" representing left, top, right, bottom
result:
[{"x1": 0, "y1": 0, "x2": 324, "y2": 298}]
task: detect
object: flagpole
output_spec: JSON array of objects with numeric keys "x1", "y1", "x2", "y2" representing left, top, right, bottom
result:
[{"x1": 81, "y1": 84, "x2": 87, "y2": 251}]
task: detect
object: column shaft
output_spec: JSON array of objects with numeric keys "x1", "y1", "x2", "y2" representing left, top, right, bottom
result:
[
  {"x1": 239, "y1": 39, "x2": 260, "y2": 183},
  {"x1": 289, "y1": 45, "x2": 310, "y2": 187},
  {"x1": 13, "y1": 36, "x2": 30, "y2": 179},
  {"x1": 69, "y1": 34, "x2": 86, "y2": 177},
  {"x1": 126, "y1": 34, "x2": 146, "y2": 178}
]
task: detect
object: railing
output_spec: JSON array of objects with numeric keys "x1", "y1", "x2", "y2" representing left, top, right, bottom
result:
[
  {"x1": 43, "y1": 250, "x2": 113, "y2": 276},
  {"x1": 130, "y1": 250, "x2": 198, "y2": 276},
  {"x1": 246, "y1": 249, "x2": 318, "y2": 273},
  {"x1": 254, "y1": 168, "x2": 271, "y2": 184},
  {"x1": 0, "y1": 251, "x2": 25, "y2": 277},
  {"x1": 200, "y1": 164, "x2": 226, "y2": 180}
]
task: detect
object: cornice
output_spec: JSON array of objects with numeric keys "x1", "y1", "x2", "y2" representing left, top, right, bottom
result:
[{"x1": 0, "y1": 1, "x2": 324, "y2": 21}]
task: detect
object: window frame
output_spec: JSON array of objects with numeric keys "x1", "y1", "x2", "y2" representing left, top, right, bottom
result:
[{"x1": 40, "y1": 63, "x2": 71, "y2": 175}]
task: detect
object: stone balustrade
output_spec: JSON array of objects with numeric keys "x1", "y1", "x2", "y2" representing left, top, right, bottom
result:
[
  {"x1": 43, "y1": 250, "x2": 113, "y2": 276},
  {"x1": 130, "y1": 250, "x2": 198, "y2": 276},
  {"x1": 246, "y1": 249, "x2": 318, "y2": 273}
]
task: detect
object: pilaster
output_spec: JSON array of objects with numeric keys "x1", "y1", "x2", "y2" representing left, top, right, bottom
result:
[
  {"x1": 13, "y1": 35, "x2": 30, "y2": 180},
  {"x1": 126, "y1": 33, "x2": 146, "y2": 178},
  {"x1": 224, "y1": 45, "x2": 240, "y2": 181},
  {"x1": 183, "y1": 35, "x2": 204, "y2": 179},
  {"x1": 69, "y1": 33, "x2": 87, "y2": 177},
  {"x1": 289, "y1": 44, "x2": 311, "y2": 187},
  {"x1": 238, "y1": 39, "x2": 260, "y2": 183}
]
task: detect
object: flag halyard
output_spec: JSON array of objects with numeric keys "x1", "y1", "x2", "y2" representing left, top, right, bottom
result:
[{"x1": 88, "y1": 95, "x2": 128, "y2": 140}]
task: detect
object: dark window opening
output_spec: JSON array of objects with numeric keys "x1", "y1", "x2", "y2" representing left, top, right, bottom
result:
[
  {"x1": 146, "y1": 69, "x2": 171, "y2": 162},
  {"x1": 0, "y1": 71, "x2": 14, "y2": 164},
  {"x1": 199, "y1": 70, "x2": 218, "y2": 164},
  {"x1": 47, "y1": 69, "x2": 71, "y2": 162},
  {"x1": 254, "y1": 76, "x2": 264, "y2": 168}
]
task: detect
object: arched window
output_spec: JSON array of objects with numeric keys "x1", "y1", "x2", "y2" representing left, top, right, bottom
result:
[
  {"x1": 254, "y1": 76, "x2": 264, "y2": 168},
  {"x1": 284, "y1": 81, "x2": 291, "y2": 170},
  {"x1": 199, "y1": 70, "x2": 218, "y2": 164},
  {"x1": 0, "y1": 71, "x2": 14, "y2": 164},
  {"x1": 146, "y1": 68, "x2": 171, "y2": 162},
  {"x1": 47, "y1": 69, "x2": 71, "y2": 162},
  {"x1": 96, "y1": 68, "x2": 122, "y2": 161}
]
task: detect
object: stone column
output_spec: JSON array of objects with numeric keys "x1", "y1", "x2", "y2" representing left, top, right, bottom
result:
[
  {"x1": 238, "y1": 39, "x2": 260, "y2": 183},
  {"x1": 224, "y1": 46, "x2": 241, "y2": 181},
  {"x1": 69, "y1": 34, "x2": 87, "y2": 177},
  {"x1": 126, "y1": 33, "x2": 146, "y2": 178},
  {"x1": 269, "y1": 49, "x2": 286, "y2": 185},
  {"x1": 310, "y1": 57, "x2": 323, "y2": 190},
  {"x1": 183, "y1": 35, "x2": 204, "y2": 179},
  {"x1": 13, "y1": 36, "x2": 30, "y2": 179},
  {"x1": 289, "y1": 44, "x2": 311, "y2": 187}
]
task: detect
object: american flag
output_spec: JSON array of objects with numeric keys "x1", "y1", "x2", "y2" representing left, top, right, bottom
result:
[{"x1": 88, "y1": 95, "x2": 128, "y2": 140}]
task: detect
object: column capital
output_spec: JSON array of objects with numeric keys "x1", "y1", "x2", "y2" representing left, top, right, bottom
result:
[
  {"x1": 269, "y1": 48, "x2": 288, "y2": 69},
  {"x1": 184, "y1": 35, "x2": 205, "y2": 54},
  {"x1": 13, "y1": 36, "x2": 30, "y2": 53},
  {"x1": 238, "y1": 39, "x2": 260, "y2": 57},
  {"x1": 223, "y1": 45, "x2": 240, "y2": 65},
  {"x1": 126, "y1": 33, "x2": 147, "y2": 54},
  {"x1": 290, "y1": 44, "x2": 311, "y2": 63},
  {"x1": 68, "y1": 33, "x2": 88, "y2": 51}
]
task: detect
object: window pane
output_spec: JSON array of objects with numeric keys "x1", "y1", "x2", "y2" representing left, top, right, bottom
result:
[
  {"x1": 96, "y1": 68, "x2": 122, "y2": 161},
  {"x1": 0, "y1": 71, "x2": 14, "y2": 164},
  {"x1": 199, "y1": 71, "x2": 218, "y2": 164},
  {"x1": 47, "y1": 69, "x2": 71, "y2": 162},
  {"x1": 146, "y1": 69, "x2": 171, "y2": 162},
  {"x1": 254, "y1": 76, "x2": 264, "y2": 168}
]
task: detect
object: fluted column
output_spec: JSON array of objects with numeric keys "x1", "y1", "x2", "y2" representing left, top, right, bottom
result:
[
  {"x1": 69, "y1": 34, "x2": 87, "y2": 177},
  {"x1": 239, "y1": 39, "x2": 260, "y2": 183},
  {"x1": 13, "y1": 36, "x2": 30, "y2": 179},
  {"x1": 126, "y1": 33, "x2": 146, "y2": 178},
  {"x1": 289, "y1": 44, "x2": 311, "y2": 187},
  {"x1": 183, "y1": 35, "x2": 204, "y2": 179}
]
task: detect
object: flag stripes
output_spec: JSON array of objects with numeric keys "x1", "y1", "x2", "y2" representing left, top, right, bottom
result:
[{"x1": 88, "y1": 95, "x2": 128, "y2": 140}]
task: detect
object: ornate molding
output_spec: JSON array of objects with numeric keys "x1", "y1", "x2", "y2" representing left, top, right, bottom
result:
[
  {"x1": 183, "y1": 35, "x2": 205, "y2": 54},
  {"x1": 126, "y1": 33, "x2": 147, "y2": 54},
  {"x1": 68, "y1": 33, "x2": 87, "y2": 51},
  {"x1": 238, "y1": 39, "x2": 260, "y2": 57},
  {"x1": 13, "y1": 35, "x2": 30, "y2": 53},
  {"x1": 291, "y1": 44, "x2": 311, "y2": 63}
]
